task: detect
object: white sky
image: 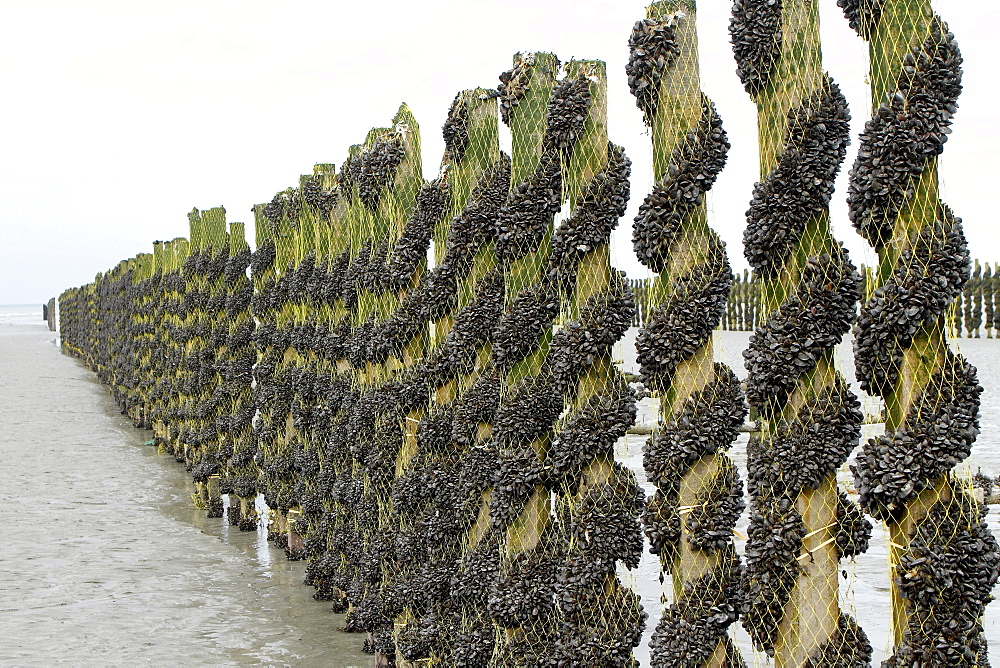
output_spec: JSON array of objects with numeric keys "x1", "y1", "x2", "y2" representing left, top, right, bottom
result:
[{"x1": 0, "y1": 0, "x2": 997, "y2": 304}]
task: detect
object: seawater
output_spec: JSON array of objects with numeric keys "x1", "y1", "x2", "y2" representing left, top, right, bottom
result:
[{"x1": 1, "y1": 305, "x2": 997, "y2": 665}]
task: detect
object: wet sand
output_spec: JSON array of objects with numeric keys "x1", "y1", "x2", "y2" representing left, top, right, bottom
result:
[{"x1": 0, "y1": 315, "x2": 373, "y2": 666}]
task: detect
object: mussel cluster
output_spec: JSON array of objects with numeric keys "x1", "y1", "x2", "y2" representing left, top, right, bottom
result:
[
  {"x1": 746, "y1": 378, "x2": 862, "y2": 502},
  {"x1": 547, "y1": 142, "x2": 631, "y2": 297},
  {"x1": 836, "y1": 0, "x2": 883, "y2": 40},
  {"x1": 59, "y1": 212, "x2": 256, "y2": 523},
  {"x1": 642, "y1": 364, "x2": 746, "y2": 561},
  {"x1": 61, "y1": 262, "x2": 155, "y2": 430},
  {"x1": 885, "y1": 491, "x2": 999, "y2": 667},
  {"x1": 742, "y1": 246, "x2": 860, "y2": 416},
  {"x1": 481, "y1": 57, "x2": 651, "y2": 665},
  {"x1": 853, "y1": 206, "x2": 969, "y2": 398},
  {"x1": 803, "y1": 613, "x2": 873, "y2": 668},
  {"x1": 631, "y1": 97, "x2": 729, "y2": 274},
  {"x1": 356, "y1": 135, "x2": 406, "y2": 213},
  {"x1": 743, "y1": 77, "x2": 851, "y2": 278},
  {"x1": 649, "y1": 546, "x2": 745, "y2": 667},
  {"x1": 498, "y1": 54, "x2": 533, "y2": 127},
  {"x1": 442, "y1": 94, "x2": 470, "y2": 165},
  {"x1": 384, "y1": 180, "x2": 449, "y2": 290},
  {"x1": 853, "y1": 351, "x2": 982, "y2": 521},
  {"x1": 635, "y1": 235, "x2": 731, "y2": 392},
  {"x1": 729, "y1": 0, "x2": 783, "y2": 98},
  {"x1": 846, "y1": 17, "x2": 963, "y2": 249},
  {"x1": 490, "y1": 274, "x2": 636, "y2": 532},
  {"x1": 886, "y1": 488, "x2": 1000, "y2": 667},
  {"x1": 625, "y1": 16, "x2": 680, "y2": 126},
  {"x1": 342, "y1": 105, "x2": 516, "y2": 663}
]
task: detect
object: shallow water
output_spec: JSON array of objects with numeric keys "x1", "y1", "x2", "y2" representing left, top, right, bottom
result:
[
  {"x1": 3, "y1": 305, "x2": 997, "y2": 666},
  {"x1": 0, "y1": 309, "x2": 373, "y2": 666}
]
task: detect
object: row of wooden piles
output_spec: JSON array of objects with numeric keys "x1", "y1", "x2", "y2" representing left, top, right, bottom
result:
[
  {"x1": 60, "y1": 48, "x2": 657, "y2": 665},
  {"x1": 56, "y1": 0, "x2": 1000, "y2": 665}
]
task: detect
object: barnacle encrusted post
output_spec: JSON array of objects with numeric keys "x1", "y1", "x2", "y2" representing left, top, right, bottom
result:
[
  {"x1": 147, "y1": 241, "x2": 172, "y2": 439},
  {"x1": 442, "y1": 54, "x2": 563, "y2": 666},
  {"x1": 486, "y1": 50, "x2": 645, "y2": 663},
  {"x1": 155, "y1": 238, "x2": 188, "y2": 462},
  {"x1": 630, "y1": 3, "x2": 746, "y2": 665},
  {"x1": 731, "y1": 0, "x2": 872, "y2": 664},
  {"x1": 175, "y1": 210, "x2": 205, "y2": 471},
  {"x1": 277, "y1": 173, "x2": 332, "y2": 560},
  {"x1": 838, "y1": 0, "x2": 1000, "y2": 662},
  {"x1": 297, "y1": 161, "x2": 369, "y2": 607}
]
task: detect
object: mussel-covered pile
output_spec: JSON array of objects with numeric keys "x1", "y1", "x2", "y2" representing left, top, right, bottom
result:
[
  {"x1": 183, "y1": 211, "x2": 235, "y2": 519},
  {"x1": 378, "y1": 102, "x2": 509, "y2": 664},
  {"x1": 631, "y1": 8, "x2": 747, "y2": 666},
  {"x1": 486, "y1": 56, "x2": 651, "y2": 666},
  {"x1": 732, "y1": 0, "x2": 870, "y2": 662},
  {"x1": 839, "y1": 4, "x2": 1000, "y2": 664},
  {"x1": 60, "y1": 211, "x2": 251, "y2": 521},
  {"x1": 218, "y1": 227, "x2": 257, "y2": 530}
]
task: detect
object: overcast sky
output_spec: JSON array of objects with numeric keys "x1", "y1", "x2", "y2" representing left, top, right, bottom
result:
[{"x1": 0, "y1": 0, "x2": 996, "y2": 304}]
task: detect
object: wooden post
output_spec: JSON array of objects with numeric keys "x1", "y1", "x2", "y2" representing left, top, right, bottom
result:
[
  {"x1": 840, "y1": 2, "x2": 999, "y2": 661},
  {"x1": 632, "y1": 3, "x2": 745, "y2": 665},
  {"x1": 733, "y1": 0, "x2": 867, "y2": 663}
]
